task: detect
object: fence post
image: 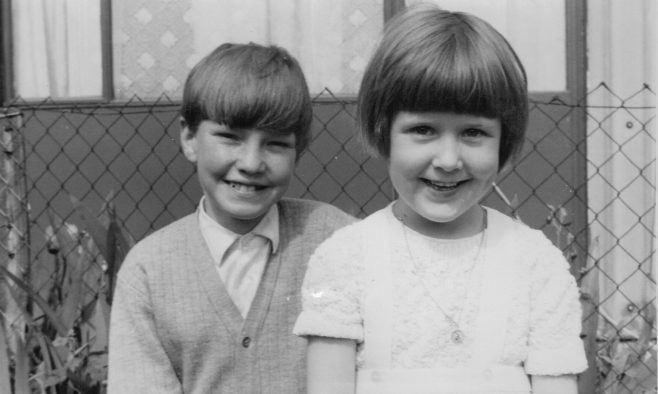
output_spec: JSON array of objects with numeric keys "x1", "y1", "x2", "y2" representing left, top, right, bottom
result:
[{"x1": 0, "y1": 109, "x2": 30, "y2": 354}]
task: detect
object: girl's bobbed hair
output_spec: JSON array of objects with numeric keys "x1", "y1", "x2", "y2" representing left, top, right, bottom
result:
[
  {"x1": 358, "y1": 4, "x2": 528, "y2": 168},
  {"x1": 181, "y1": 42, "x2": 312, "y2": 155}
]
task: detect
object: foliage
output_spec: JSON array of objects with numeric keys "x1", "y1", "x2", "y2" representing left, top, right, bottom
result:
[
  {"x1": 596, "y1": 324, "x2": 657, "y2": 394},
  {"x1": 497, "y1": 185, "x2": 656, "y2": 394},
  {"x1": 545, "y1": 203, "x2": 656, "y2": 394},
  {"x1": 0, "y1": 193, "x2": 133, "y2": 393}
]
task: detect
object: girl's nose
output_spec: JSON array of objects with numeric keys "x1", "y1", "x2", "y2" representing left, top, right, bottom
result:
[
  {"x1": 431, "y1": 136, "x2": 463, "y2": 171},
  {"x1": 236, "y1": 142, "x2": 266, "y2": 173}
]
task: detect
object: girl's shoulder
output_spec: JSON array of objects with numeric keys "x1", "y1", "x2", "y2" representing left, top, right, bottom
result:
[
  {"x1": 322, "y1": 205, "x2": 390, "y2": 240},
  {"x1": 484, "y1": 207, "x2": 572, "y2": 276},
  {"x1": 485, "y1": 207, "x2": 554, "y2": 248},
  {"x1": 310, "y1": 206, "x2": 392, "y2": 261}
]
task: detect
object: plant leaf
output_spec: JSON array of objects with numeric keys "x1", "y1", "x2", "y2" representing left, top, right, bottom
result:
[
  {"x1": 0, "y1": 265, "x2": 69, "y2": 336},
  {"x1": 14, "y1": 335, "x2": 30, "y2": 394},
  {"x1": 106, "y1": 203, "x2": 132, "y2": 303},
  {"x1": 56, "y1": 246, "x2": 87, "y2": 332},
  {"x1": 0, "y1": 320, "x2": 12, "y2": 394},
  {"x1": 32, "y1": 333, "x2": 67, "y2": 390},
  {"x1": 106, "y1": 202, "x2": 134, "y2": 304},
  {"x1": 90, "y1": 296, "x2": 111, "y2": 353},
  {"x1": 70, "y1": 194, "x2": 109, "y2": 260}
]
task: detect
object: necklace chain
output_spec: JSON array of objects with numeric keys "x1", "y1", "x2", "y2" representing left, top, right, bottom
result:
[{"x1": 392, "y1": 203, "x2": 487, "y2": 345}]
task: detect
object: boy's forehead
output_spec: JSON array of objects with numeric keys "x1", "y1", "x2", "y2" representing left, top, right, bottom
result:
[{"x1": 200, "y1": 120, "x2": 295, "y2": 138}]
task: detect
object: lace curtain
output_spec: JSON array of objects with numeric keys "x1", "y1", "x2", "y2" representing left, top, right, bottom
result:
[{"x1": 112, "y1": 0, "x2": 382, "y2": 99}]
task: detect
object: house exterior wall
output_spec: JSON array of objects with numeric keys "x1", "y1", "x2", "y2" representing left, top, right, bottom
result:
[{"x1": 586, "y1": 0, "x2": 656, "y2": 340}]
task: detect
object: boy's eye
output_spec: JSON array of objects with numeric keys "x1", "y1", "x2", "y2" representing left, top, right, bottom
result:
[
  {"x1": 268, "y1": 140, "x2": 293, "y2": 149},
  {"x1": 215, "y1": 132, "x2": 239, "y2": 140},
  {"x1": 267, "y1": 133, "x2": 295, "y2": 149}
]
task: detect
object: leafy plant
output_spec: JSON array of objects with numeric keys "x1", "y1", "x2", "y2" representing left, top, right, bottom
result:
[
  {"x1": 496, "y1": 186, "x2": 656, "y2": 394},
  {"x1": 0, "y1": 193, "x2": 134, "y2": 393},
  {"x1": 545, "y1": 203, "x2": 656, "y2": 394}
]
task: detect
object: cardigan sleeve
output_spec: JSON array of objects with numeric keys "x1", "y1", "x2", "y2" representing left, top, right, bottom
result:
[
  {"x1": 107, "y1": 249, "x2": 183, "y2": 394},
  {"x1": 524, "y1": 231, "x2": 588, "y2": 376}
]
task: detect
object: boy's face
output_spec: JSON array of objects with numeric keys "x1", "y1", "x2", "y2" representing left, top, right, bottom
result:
[{"x1": 181, "y1": 120, "x2": 296, "y2": 234}]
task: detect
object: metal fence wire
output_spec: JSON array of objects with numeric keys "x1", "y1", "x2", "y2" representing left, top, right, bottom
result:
[{"x1": 0, "y1": 85, "x2": 655, "y2": 394}]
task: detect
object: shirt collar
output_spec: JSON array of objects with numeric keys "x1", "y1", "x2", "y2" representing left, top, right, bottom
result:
[{"x1": 196, "y1": 196, "x2": 280, "y2": 253}]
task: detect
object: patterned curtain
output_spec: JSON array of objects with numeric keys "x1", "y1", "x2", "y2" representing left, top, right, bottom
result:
[{"x1": 112, "y1": 0, "x2": 383, "y2": 99}]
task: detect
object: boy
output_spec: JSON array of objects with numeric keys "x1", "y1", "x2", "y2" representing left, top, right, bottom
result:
[{"x1": 108, "y1": 43, "x2": 355, "y2": 393}]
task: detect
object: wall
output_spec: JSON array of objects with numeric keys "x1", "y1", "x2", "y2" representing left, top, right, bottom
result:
[{"x1": 586, "y1": 0, "x2": 656, "y2": 340}]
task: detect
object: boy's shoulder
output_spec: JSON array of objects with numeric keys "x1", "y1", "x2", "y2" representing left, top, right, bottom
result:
[
  {"x1": 124, "y1": 213, "x2": 197, "y2": 260},
  {"x1": 278, "y1": 197, "x2": 356, "y2": 227},
  {"x1": 139, "y1": 213, "x2": 196, "y2": 243},
  {"x1": 116, "y1": 213, "x2": 199, "y2": 282}
]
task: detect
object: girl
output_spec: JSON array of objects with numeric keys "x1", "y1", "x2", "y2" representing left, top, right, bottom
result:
[{"x1": 293, "y1": 4, "x2": 587, "y2": 394}]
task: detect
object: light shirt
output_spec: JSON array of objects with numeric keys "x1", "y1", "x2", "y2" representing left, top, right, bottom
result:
[{"x1": 197, "y1": 197, "x2": 279, "y2": 318}]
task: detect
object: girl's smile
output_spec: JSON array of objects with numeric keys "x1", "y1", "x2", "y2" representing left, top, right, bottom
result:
[{"x1": 389, "y1": 111, "x2": 501, "y2": 238}]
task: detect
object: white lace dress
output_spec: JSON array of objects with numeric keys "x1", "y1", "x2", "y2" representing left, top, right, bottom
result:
[{"x1": 294, "y1": 204, "x2": 587, "y2": 381}]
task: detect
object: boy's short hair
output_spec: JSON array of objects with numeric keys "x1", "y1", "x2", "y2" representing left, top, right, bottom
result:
[
  {"x1": 358, "y1": 4, "x2": 528, "y2": 168},
  {"x1": 182, "y1": 43, "x2": 312, "y2": 155}
]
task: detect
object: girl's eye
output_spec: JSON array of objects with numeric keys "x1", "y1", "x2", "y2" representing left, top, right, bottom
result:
[
  {"x1": 409, "y1": 126, "x2": 434, "y2": 136},
  {"x1": 462, "y1": 128, "x2": 487, "y2": 139}
]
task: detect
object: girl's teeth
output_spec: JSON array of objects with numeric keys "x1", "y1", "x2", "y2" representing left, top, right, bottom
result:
[{"x1": 424, "y1": 179, "x2": 459, "y2": 190}]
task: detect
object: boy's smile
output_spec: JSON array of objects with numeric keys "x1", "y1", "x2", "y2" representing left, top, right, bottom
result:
[
  {"x1": 181, "y1": 120, "x2": 296, "y2": 234},
  {"x1": 389, "y1": 111, "x2": 501, "y2": 238}
]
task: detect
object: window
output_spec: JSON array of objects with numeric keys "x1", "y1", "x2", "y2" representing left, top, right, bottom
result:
[
  {"x1": 8, "y1": 0, "x2": 109, "y2": 101},
  {"x1": 113, "y1": 0, "x2": 384, "y2": 99},
  {"x1": 408, "y1": 0, "x2": 567, "y2": 92},
  {"x1": 3, "y1": 0, "x2": 391, "y2": 102},
  {"x1": 2, "y1": 0, "x2": 570, "y2": 101}
]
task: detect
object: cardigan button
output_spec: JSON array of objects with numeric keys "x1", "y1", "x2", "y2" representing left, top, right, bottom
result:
[{"x1": 242, "y1": 337, "x2": 251, "y2": 348}]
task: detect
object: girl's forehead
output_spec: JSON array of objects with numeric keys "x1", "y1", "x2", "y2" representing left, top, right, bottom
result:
[
  {"x1": 394, "y1": 111, "x2": 498, "y2": 121},
  {"x1": 391, "y1": 111, "x2": 501, "y2": 130}
]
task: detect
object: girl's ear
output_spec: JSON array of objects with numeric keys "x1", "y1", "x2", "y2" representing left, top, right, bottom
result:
[{"x1": 179, "y1": 118, "x2": 198, "y2": 163}]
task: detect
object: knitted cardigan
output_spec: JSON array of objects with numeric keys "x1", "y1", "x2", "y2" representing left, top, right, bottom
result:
[{"x1": 108, "y1": 198, "x2": 355, "y2": 394}]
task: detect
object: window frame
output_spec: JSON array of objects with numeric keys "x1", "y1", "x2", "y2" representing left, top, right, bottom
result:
[
  {"x1": 0, "y1": 0, "x2": 584, "y2": 106},
  {"x1": 0, "y1": 0, "x2": 114, "y2": 104}
]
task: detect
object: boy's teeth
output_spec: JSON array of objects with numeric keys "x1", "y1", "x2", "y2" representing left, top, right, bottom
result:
[{"x1": 229, "y1": 182, "x2": 257, "y2": 192}]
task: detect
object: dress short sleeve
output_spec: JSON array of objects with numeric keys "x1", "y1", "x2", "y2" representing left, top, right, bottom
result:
[
  {"x1": 293, "y1": 224, "x2": 365, "y2": 342},
  {"x1": 524, "y1": 231, "x2": 588, "y2": 375}
]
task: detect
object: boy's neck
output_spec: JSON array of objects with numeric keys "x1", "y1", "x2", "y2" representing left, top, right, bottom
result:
[{"x1": 201, "y1": 197, "x2": 272, "y2": 235}]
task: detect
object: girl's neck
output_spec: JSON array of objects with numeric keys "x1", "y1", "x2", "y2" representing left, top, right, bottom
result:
[{"x1": 392, "y1": 202, "x2": 486, "y2": 239}]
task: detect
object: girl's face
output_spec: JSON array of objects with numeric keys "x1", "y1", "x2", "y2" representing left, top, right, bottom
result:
[{"x1": 389, "y1": 111, "x2": 501, "y2": 238}]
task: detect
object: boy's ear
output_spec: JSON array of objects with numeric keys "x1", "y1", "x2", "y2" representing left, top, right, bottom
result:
[{"x1": 179, "y1": 118, "x2": 198, "y2": 163}]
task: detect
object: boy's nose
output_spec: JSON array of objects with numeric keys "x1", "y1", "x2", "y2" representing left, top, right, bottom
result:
[
  {"x1": 431, "y1": 137, "x2": 463, "y2": 171},
  {"x1": 236, "y1": 143, "x2": 266, "y2": 173}
]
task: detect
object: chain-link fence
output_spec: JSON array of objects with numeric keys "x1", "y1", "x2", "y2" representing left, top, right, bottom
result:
[{"x1": 0, "y1": 85, "x2": 654, "y2": 393}]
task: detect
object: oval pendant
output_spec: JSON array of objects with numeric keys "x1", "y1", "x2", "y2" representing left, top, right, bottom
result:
[{"x1": 451, "y1": 329, "x2": 465, "y2": 344}]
